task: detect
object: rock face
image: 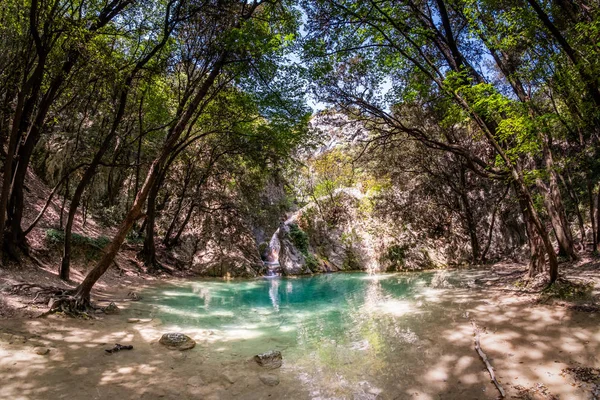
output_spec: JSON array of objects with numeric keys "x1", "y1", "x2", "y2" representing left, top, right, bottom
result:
[
  {"x1": 159, "y1": 333, "x2": 196, "y2": 351},
  {"x1": 254, "y1": 350, "x2": 282, "y2": 369},
  {"x1": 259, "y1": 373, "x2": 280, "y2": 386}
]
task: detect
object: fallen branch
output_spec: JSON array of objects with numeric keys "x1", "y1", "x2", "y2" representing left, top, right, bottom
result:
[
  {"x1": 471, "y1": 320, "x2": 505, "y2": 398},
  {"x1": 105, "y1": 343, "x2": 133, "y2": 354}
]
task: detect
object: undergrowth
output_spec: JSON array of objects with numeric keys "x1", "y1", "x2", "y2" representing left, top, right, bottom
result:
[{"x1": 45, "y1": 229, "x2": 110, "y2": 260}]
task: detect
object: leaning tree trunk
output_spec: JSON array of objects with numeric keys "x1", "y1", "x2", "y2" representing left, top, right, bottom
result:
[
  {"x1": 72, "y1": 159, "x2": 162, "y2": 305},
  {"x1": 71, "y1": 51, "x2": 230, "y2": 306}
]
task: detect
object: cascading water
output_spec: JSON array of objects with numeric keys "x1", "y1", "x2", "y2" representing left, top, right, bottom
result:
[
  {"x1": 263, "y1": 224, "x2": 283, "y2": 276},
  {"x1": 261, "y1": 188, "x2": 364, "y2": 276}
]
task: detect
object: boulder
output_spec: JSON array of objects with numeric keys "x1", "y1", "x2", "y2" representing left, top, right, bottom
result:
[
  {"x1": 159, "y1": 333, "x2": 196, "y2": 351},
  {"x1": 259, "y1": 373, "x2": 280, "y2": 386},
  {"x1": 254, "y1": 350, "x2": 282, "y2": 369}
]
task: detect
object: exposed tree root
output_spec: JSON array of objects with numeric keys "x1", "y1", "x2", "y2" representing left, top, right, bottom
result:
[
  {"x1": 43, "y1": 294, "x2": 96, "y2": 319},
  {"x1": 10, "y1": 282, "x2": 97, "y2": 318},
  {"x1": 146, "y1": 260, "x2": 173, "y2": 275},
  {"x1": 10, "y1": 282, "x2": 68, "y2": 303},
  {"x1": 471, "y1": 320, "x2": 505, "y2": 398}
]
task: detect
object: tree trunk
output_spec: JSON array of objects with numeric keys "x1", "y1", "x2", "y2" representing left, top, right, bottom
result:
[
  {"x1": 459, "y1": 168, "x2": 480, "y2": 261},
  {"x1": 587, "y1": 179, "x2": 597, "y2": 251},
  {"x1": 518, "y1": 195, "x2": 545, "y2": 278},
  {"x1": 60, "y1": 167, "x2": 95, "y2": 280},
  {"x1": 558, "y1": 170, "x2": 586, "y2": 246},
  {"x1": 536, "y1": 178, "x2": 576, "y2": 260},
  {"x1": 171, "y1": 203, "x2": 196, "y2": 247},
  {"x1": 71, "y1": 49, "x2": 230, "y2": 304},
  {"x1": 72, "y1": 158, "x2": 161, "y2": 304},
  {"x1": 141, "y1": 178, "x2": 160, "y2": 269},
  {"x1": 596, "y1": 186, "x2": 600, "y2": 249}
]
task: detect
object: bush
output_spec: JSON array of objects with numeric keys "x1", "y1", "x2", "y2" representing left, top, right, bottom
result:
[
  {"x1": 385, "y1": 244, "x2": 409, "y2": 268},
  {"x1": 45, "y1": 229, "x2": 110, "y2": 250},
  {"x1": 305, "y1": 253, "x2": 319, "y2": 272},
  {"x1": 288, "y1": 223, "x2": 309, "y2": 255}
]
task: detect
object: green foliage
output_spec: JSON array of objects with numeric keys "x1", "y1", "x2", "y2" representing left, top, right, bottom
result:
[
  {"x1": 383, "y1": 244, "x2": 409, "y2": 271},
  {"x1": 305, "y1": 253, "x2": 319, "y2": 272},
  {"x1": 541, "y1": 280, "x2": 594, "y2": 301},
  {"x1": 46, "y1": 229, "x2": 110, "y2": 256},
  {"x1": 289, "y1": 223, "x2": 310, "y2": 256},
  {"x1": 126, "y1": 230, "x2": 144, "y2": 245}
]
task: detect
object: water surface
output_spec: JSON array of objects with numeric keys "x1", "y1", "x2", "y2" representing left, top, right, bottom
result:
[{"x1": 141, "y1": 271, "x2": 478, "y2": 397}]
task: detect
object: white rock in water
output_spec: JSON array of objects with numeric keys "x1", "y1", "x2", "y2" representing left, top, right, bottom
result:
[
  {"x1": 34, "y1": 347, "x2": 50, "y2": 355},
  {"x1": 127, "y1": 318, "x2": 140, "y2": 323},
  {"x1": 259, "y1": 373, "x2": 280, "y2": 386}
]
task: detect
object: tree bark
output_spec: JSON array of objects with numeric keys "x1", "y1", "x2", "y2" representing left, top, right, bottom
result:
[
  {"x1": 459, "y1": 167, "x2": 480, "y2": 261},
  {"x1": 171, "y1": 203, "x2": 196, "y2": 247},
  {"x1": 596, "y1": 186, "x2": 600, "y2": 249},
  {"x1": 518, "y1": 195, "x2": 545, "y2": 278},
  {"x1": 587, "y1": 179, "x2": 597, "y2": 251},
  {"x1": 141, "y1": 176, "x2": 160, "y2": 269}
]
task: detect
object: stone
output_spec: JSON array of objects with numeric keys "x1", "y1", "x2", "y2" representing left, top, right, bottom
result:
[
  {"x1": 159, "y1": 333, "x2": 196, "y2": 351},
  {"x1": 127, "y1": 318, "x2": 140, "y2": 323},
  {"x1": 259, "y1": 373, "x2": 280, "y2": 386},
  {"x1": 221, "y1": 371, "x2": 235, "y2": 384},
  {"x1": 103, "y1": 302, "x2": 120, "y2": 315},
  {"x1": 186, "y1": 376, "x2": 204, "y2": 387},
  {"x1": 34, "y1": 347, "x2": 50, "y2": 355},
  {"x1": 254, "y1": 350, "x2": 282, "y2": 369}
]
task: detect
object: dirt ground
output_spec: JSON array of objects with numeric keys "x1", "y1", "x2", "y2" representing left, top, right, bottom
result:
[{"x1": 1, "y1": 257, "x2": 599, "y2": 400}]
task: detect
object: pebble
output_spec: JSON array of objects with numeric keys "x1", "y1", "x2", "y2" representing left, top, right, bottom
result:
[
  {"x1": 221, "y1": 372, "x2": 236, "y2": 384},
  {"x1": 186, "y1": 376, "x2": 204, "y2": 387},
  {"x1": 34, "y1": 347, "x2": 50, "y2": 355},
  {"x1": 127, "y1": 318, "x2": 140, "y2": 323},
  {"x1": 259, "y1": 373, "x2": 280, "y2": 386}
]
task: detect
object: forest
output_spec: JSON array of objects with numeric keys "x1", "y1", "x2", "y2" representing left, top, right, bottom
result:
[{"x1": 1, "y1": 0, "x2": 599, "y2": 399}]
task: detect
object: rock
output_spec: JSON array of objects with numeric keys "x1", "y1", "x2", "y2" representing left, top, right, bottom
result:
[
  {"x1": 259, "y1": 373, "x2": 280, "y2": 386},
  {"x1": 127, "y1": 291, "x2": 142, "y2": 301},
  {"x1": 127, "y1": 318, "x2": 140, "y2": 323},
  {"x1": 103, "y1": 302, "x2": 120, "y2": 315},
  {"x1": 11, "y1": 335, "x2": 27, "y2": 344},
  {"x1": 34, "y1": 347, "x2": 50, "y2": 355},
  {"x1": 221, "y1": 372, "x2": 236, "y2": 384},
  {"x1": 186, "y1": 376, "x2": 204, "y2": 387},
  {"x1": 159, "y1": 333, "x2": 196, "y2": 351},
  {"x1": 254, "y1": 350, "x2": 282, "y2": 369}
]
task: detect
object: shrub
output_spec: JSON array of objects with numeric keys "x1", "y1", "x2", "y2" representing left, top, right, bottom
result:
[
  {"x1": 288, "y1": 223, "x2": 309, "y2": 255},
  {"x1": 45, "y1": 229, "x2": 110, "y2": 250}
]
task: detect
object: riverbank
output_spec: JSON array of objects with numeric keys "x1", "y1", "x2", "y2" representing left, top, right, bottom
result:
[{"x1": 1, "y1": 260, "x2": 599, "y2": 399}]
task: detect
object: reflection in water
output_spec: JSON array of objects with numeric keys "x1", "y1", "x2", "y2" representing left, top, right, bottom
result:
[
  {"x1": 143, "y1": 272, "x2": 453, "y2": 398},
  {"x1": 269, "y1": 278, "x2": 280, "y2": 311}
]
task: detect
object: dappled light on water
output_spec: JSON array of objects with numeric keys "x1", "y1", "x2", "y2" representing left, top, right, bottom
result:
[{"x1": 140, "y1": 272, "x2": 444, "y2": 396}]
